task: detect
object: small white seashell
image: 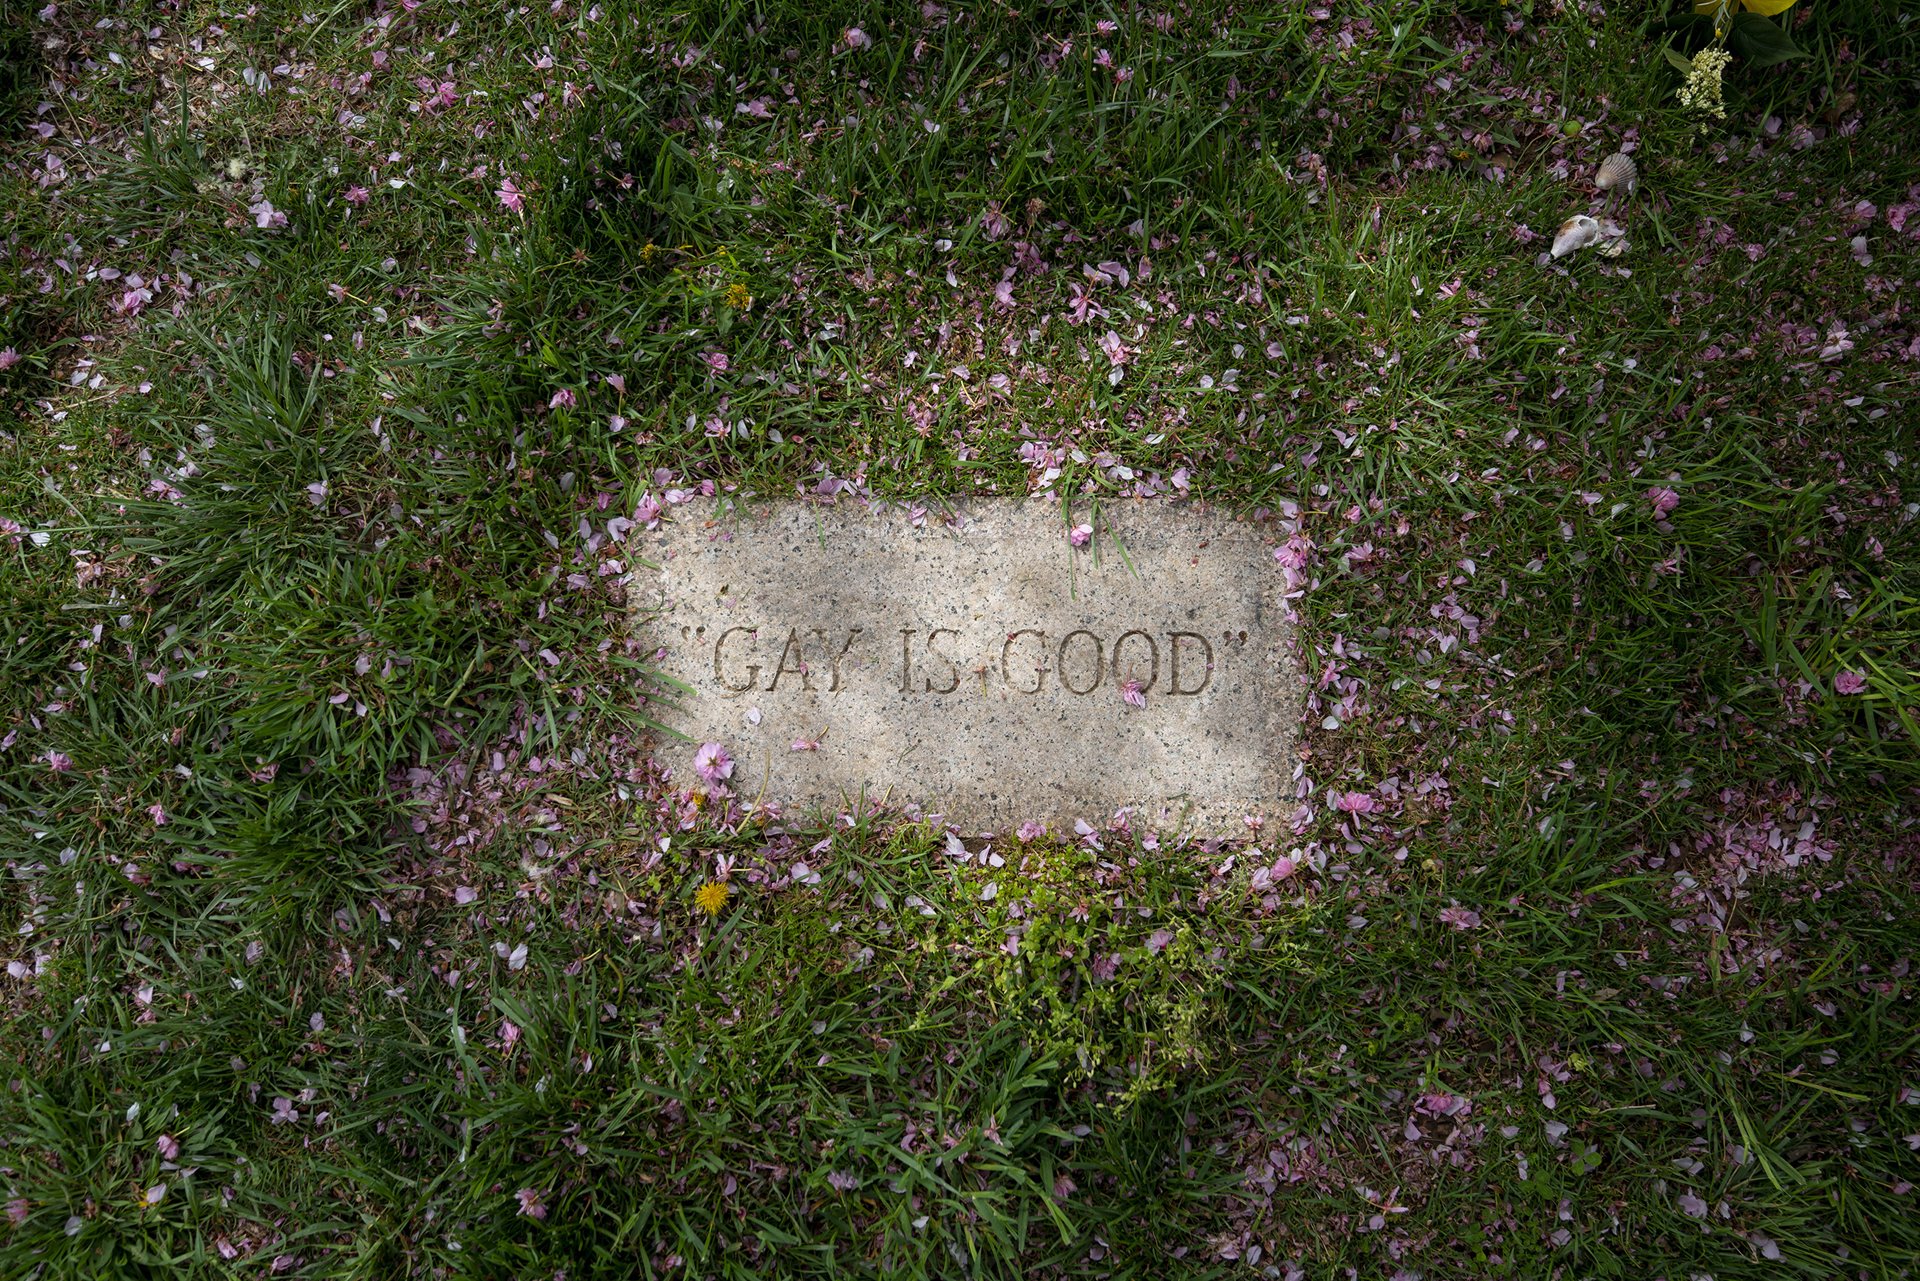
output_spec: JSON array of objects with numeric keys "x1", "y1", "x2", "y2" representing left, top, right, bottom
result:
[
  {"x1": 1550, "y1": 215, "x2": 1602, "y2": 259},
  {"x1": 1595, "y1": 152, "x2": 1638, "y2": 196}
]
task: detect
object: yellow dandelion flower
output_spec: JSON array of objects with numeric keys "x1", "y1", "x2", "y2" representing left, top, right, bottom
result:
[
  {"x1": 694, "y1": 880, "x2": 731, "y2": 916},
  {"x1": 1695, "y1": 0, "x2": 1797, "y2": 16},
  {"x1": 723, "y1": 282, "x2": 753, "y2": 311}
]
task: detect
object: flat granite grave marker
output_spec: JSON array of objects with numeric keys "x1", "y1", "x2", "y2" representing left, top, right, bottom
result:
[{"x1": 631, "y1": 500, "x2": 1298, "y2": 834}]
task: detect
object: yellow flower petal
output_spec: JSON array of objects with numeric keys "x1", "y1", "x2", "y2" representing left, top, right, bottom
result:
[{"x1": 1739, "y1": 0, "x2": 1799, "y2": 15}]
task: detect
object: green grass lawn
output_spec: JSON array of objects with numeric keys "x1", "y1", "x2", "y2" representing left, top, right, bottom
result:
[{"x1": 2, "y1": 1, "x2": 1917, "y2": 1276}]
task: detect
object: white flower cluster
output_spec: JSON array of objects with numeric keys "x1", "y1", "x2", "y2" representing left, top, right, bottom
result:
[{"x1": 1678, "y1": 47, "x2": 1732, "y2": 120}]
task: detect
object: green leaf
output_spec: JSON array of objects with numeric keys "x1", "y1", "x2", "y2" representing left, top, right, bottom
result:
[
  {"x1": 1729, "y1": 12, "x2": 1808, "y2": 68},
  {"x1": 1662, "y1": 46, "x2": 1698, "y2": 74}
]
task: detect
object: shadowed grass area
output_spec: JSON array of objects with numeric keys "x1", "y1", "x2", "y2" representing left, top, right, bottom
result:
[{"x1": 0, "y1": 1, "x2": 1916, "y2": 1277}]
